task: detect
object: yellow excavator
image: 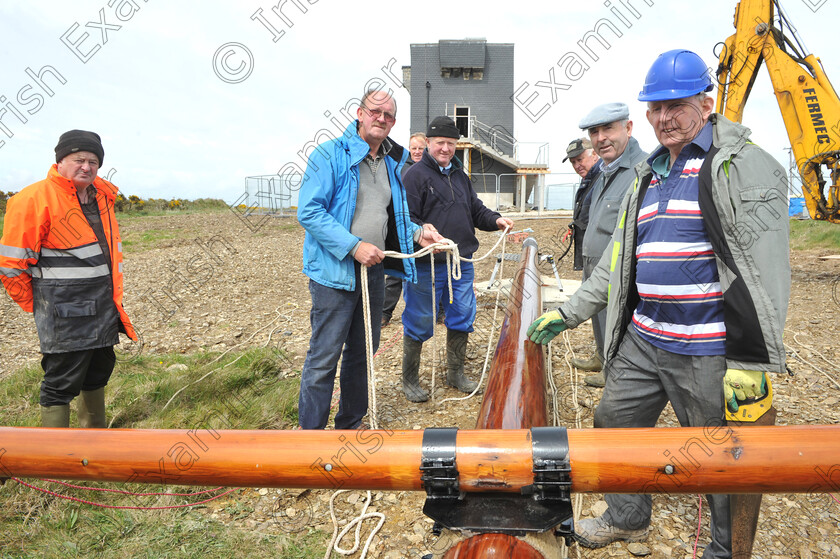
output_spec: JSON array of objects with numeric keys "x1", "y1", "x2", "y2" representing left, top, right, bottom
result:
[{"x1": 715, "y1": 0, "x2": 840, "y2": 223}]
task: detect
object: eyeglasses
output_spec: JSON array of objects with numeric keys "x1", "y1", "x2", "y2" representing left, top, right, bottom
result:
[{"x1": 363, "y1": 106, "x2": 396, "y2": 123}]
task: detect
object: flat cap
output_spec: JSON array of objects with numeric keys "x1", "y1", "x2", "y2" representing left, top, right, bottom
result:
[
  {"x1": 562, "y1": 138, "x2": 593, "y2": 162},
  {"x1": 578, "y1": 102, "x2": 630, "y2": 130}
]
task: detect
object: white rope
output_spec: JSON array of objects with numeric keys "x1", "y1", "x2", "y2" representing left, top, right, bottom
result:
[
  {"x1": 430, "y1": 254, "x2": 438, "y2": 404},
  {"x1": 324, "y1": 490, "x2": 385, "y2": 559},
  {"x1": 560, "y1": 330, "x2": 584, "y2": 559},
  {"x1": 325, "y1": 226, "x2": 511, "y2": 558},
  {"x1": 325, "y1": 263, "x2": 386, "y2": 559},
  {"x1": 373, "y1": 225, "x2": 511, "y2": 407},
  {"x1": 788, "y1": 333, "x2": 840, "y2": 390},
  {"x1": 361, "y1": 265, "x2": 378, "y2": 429}
]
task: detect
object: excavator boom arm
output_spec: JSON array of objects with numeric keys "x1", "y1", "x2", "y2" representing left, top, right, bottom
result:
[{"x1": 716, "y1": 0, "x2": 840, "y2": 222}]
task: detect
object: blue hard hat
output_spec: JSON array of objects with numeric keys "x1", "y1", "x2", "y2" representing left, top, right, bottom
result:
[{"x1": 638, "y1": 49, "x2": 713, "y2": 102}]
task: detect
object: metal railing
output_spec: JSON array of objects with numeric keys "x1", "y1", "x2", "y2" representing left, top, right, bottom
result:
[
  {"x1": 469, "y1": 118, "x2": 517, "y2": 157},
  {"x1": 244, "y1": 174, "x2": 300, "y2": 217},
  {"x1": 470, "y1": 117, "x2": 549, "y2": 167}
]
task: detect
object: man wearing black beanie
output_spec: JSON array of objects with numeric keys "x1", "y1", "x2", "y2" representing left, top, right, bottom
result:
[
  {"x1": 399, "y1": 116, "x2": 513, "y2": 402},
  {"x1": 0, "y1": 130, "x2": 137, "y2": 428},
  {"x1": 54, "y1": 129, "x2": 105, "y2": 165}
]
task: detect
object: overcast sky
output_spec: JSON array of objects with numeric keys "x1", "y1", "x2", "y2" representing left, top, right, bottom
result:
[{"x1": 1, "y1": 0, "x2": 837, "y2": 204}]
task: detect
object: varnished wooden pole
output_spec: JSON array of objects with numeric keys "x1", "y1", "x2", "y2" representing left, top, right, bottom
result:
[
  {"x1": 442, "y1": 533, "x2": 545, "y2": 558},
  {"x1": 1, "y1": 426, "x2": 840, "y2": 493},
  {"x1": 475, "y1": 238, "x2": 547, "y2": 429},
  {"x1": 463, "y1": 238, "x2": 548, "y2": 556}
]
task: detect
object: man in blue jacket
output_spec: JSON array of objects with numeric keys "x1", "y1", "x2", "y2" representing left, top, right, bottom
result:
[
  {"x1": 297, "y1": 89, "x2": 441, "y2": 429},
  {"x1": 400, "y1": 116, "x2": 513, "y2": 402}
]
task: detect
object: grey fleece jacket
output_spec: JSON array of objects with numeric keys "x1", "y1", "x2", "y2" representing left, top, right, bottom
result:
[{"x1": 560, "y1": 114, "x2": 791, "y2": 374}]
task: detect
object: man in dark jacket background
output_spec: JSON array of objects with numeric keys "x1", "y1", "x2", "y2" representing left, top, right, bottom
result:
[
  {"x1": 562, "y1": 137, "x2": 601, "y2": 272},
  {"x1": 400, "y1": 116, "x2": 513, "y2": 402}
]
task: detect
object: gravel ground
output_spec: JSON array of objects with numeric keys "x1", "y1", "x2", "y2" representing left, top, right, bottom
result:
[{"x1": 1, "y1": 210, "x2": 838, "y2": 558}]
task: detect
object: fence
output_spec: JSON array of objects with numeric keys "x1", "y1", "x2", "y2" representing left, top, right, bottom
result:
[{"x1": 243, "y1": 174, "x2": 300, "y2": 217}]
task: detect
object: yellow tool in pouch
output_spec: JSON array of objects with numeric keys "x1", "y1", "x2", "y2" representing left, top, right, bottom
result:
[{"x1": 725, "y1": 375, "x2": 774, "y2": 423}]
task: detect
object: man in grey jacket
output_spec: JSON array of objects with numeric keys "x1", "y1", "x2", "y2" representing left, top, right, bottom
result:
[
  {"x1": 573, "y1": 103, "x2": 647, "y2": 386},
  {"x1": 528, "y1": 49, "x2": 790, "y2": 558}
]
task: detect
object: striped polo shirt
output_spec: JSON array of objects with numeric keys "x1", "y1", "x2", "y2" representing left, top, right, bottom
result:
[{"x1": 632, "y1": 122, "x2": 726, "y2": 355}]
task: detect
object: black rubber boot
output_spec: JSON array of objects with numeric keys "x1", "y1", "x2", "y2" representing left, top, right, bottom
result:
[
  {"x1": 446, "y1": 329, "x2": 478, "y2": 393},
  {"x1": 402, "y1": 336, "x2": 429, "y2": 402}
]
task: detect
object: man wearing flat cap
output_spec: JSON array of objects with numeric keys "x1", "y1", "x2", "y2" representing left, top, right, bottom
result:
[
  {"x1": 400, "y1": 116, "x2": 513, "y2": 403},
  {"x1": 568, "y1": 102, "x2": 647, "y2": 386},
  {"x1": 562, "y1": 137, "x2": 601, "y2": 272},
  {"x1": 0, "y1": 130, "x2": 137, "y2": 428}
]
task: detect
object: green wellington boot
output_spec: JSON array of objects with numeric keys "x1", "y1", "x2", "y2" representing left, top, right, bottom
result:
[
  {"x1": 571, "y1": 354, "x2": 603, "y2": 372},
  {"x1": 40, "y1": 404, "x2": 71, "y2": 428},
  {"x1": 78, "y1": 387, "x2": 107, "y2": 428}
]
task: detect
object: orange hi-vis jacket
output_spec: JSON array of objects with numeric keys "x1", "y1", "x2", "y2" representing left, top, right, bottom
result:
[{"x1": 0, "y1": 165, "x2": 136, "y2": 353}]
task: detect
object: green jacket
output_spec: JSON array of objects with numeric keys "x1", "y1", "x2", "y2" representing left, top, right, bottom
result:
[{"x1": 560, "y1": 114, "x2": 790, "y2": 374}]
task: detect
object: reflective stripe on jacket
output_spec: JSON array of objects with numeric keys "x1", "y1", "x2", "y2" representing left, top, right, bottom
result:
[
  {"x1": 560, "y1": 115, "x2": 790, "y2": 374},
  {"x1": 0, "y1": 165, "x2": 137, "y2": 352}
]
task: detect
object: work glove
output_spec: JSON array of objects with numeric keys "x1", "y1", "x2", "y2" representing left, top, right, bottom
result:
[
  {"x1": 527, "y1": 310, "x2": 567, "y2": 345},
  {"x1": 723, "y1": 369, "x2": 767, "y2": 412}
]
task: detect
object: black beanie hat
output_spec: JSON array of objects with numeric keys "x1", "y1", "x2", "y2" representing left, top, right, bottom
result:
[
  {"x1": 55, "y1": 130, "x2": 104, "y2": 164},
  {"x1": 426, "y1": 116, "x2": 460, "y2": 139}
]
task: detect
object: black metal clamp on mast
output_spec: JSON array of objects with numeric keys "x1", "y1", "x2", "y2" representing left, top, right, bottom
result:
[{"x1": 419, "y1": 427, "x2": 574, "y2": 536}]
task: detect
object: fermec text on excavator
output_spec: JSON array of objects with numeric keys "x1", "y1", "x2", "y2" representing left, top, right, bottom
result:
[{"x1": 715, "y1": 0, "x2": 840, "y2": 223}]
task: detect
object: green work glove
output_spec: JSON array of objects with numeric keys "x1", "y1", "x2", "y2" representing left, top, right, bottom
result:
[
  {"x1": 527, "y1": 310, "x2": 568, "y2": 345},
  {"x1": 723, "y1": 369, "x2": 767, "y2": 412}
]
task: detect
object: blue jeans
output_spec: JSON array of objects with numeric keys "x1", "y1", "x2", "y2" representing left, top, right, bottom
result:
[
  {"x1": 402, "y1": 260, "x2": 475, "y2": 342},
  {"x1": 298, "y1": 262, "x2": 384, "y2": 429}
]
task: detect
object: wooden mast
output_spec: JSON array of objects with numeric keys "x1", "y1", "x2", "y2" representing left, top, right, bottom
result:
[
  {"x1": 445, "y1": 237, "x2": 548, "y2": 557},
  {"x1": 2, "y1": 425, "x2": 839, "y2": 493},
  {"x1": 475, "y1": 238, "x2": 547, "y2": 430}
]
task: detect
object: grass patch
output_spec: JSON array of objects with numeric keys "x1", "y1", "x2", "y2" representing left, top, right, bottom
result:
[
  {"x1": 120, "y1": 228, "x2": 181, "y2": 252},
  {"x1": 789, "y1": 218, "x2": 840, "y2": 251},
  {"x1": 0, "y1": 346, "x2": 301, "y2": 430},
  {"x1": 0, "y1": 347, "x2": 324, "y2": 558}
]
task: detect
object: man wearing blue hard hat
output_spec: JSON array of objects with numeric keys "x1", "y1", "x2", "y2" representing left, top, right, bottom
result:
[{"x1": 529, "y1": 49, "x2": 790, "y2": 557}]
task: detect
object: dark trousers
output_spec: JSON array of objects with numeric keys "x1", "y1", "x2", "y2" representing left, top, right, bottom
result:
[
  {"x1": 596, "y1": 328, "x2": 731, "y2": 559},
  {"x1": 298, "y1": 262, "x2": 384, "y2": 429},
  {"x1": 40, "y1": 346, "x2": 116, "y2": 406},
  {"x1": 582, "y1": 255, "x2": 606, "y2": 359},
  {"x1": 382, "y1": 276, "x2": 403, "y2": 320}
]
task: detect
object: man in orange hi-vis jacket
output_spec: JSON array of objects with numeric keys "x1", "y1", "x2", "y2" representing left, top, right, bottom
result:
[{"x1": 0, "y1": 130, "x2": 136, "y2": 428}]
